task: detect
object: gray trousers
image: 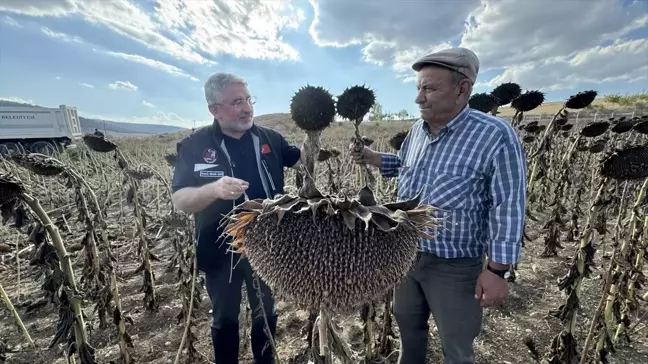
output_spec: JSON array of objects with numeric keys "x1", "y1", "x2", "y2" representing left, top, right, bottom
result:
[{"x1": 394, "y1": 253, "x2": 483, "y2": 364}]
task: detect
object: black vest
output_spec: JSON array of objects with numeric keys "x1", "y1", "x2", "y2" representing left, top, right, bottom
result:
[{"x1": 176, "y1": 121, "x2": 287, "y2": 271}]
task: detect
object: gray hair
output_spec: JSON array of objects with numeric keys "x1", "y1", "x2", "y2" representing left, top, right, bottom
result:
[
  {"x1": 204, "y1": 72, "x2": 248, "y2": 105},
  {"x1": 450, "y1": 69, "x2": 470, "y2": 85},
  {"x1": 449, "y1": 69, "x2": 473, "y2": 100}
]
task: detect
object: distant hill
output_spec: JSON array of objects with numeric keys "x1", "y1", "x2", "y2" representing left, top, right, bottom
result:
[
  {"x1": 496, "y1": 97, "x2": 632, "y2": 117},
  {"x1": 0, "y1": 100, "x2": 187, "y2": 136}
]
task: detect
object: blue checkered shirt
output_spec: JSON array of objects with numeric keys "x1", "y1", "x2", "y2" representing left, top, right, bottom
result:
[{"x1": 380, "y1": 105, "x2": 527, "y2": 265}]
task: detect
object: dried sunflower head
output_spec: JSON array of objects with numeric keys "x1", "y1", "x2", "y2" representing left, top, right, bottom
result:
[
  {"x1": 561, "y1": 124, "x2": 574, "y2": 131},
  {"x1": 126, "y1": 165, "x2": 154, "y2": 180},
  {"x1": 611, "y1": 120, "x2": 635, "y2": 134},
  {"x1": 223, "y1": 187, "x2": 439, "y2": 313},
  {"x1": 589, "y1": 140, "x2": 607, "y2": 154},
  {"x1": 389, "y1": 131, "x2": 408, "y2": 151},
  {"x1": 336, "y1": 85, "x2": 376, "y2": 122},
  {"x1": 580, "y1": 121, "x2": 609, "y2": 138},
  {"x1": 565, "y1": 90, "x2": 597, "y2": 109},
  {"x1": 522, "y1": 135, "x2": 536, "y2": 143},
  {"x1": 468, "y1": 93, "x2": 499, "y2": 113},
  {"x1": 556, "y1": 116, "x2": 569, "y2": 126},
  {"x1": 524, "y1": 123, "x2": 541, "y2": 134},
  {"x1": 82, "y1": 134, "x2": 118, "y2": 153},
  {"x1": 575, "y1": 138, "x2": 589, "y2": 152},
  {"x1": 11, "y1": 153, "x2": 66, "y2": 176},
  {"x1": 511, "y1": 90, "x2": 545, "y2": 112},
  {"x1": 601, "y1": 145, "x2": 648, "y2": 181},
  {"x1": 0, "y1": 172, "x2": 24, "y2": 204},
  {"x1": 290, "y1": 85, "x2": 336, "y2": 132},
  {"x1": 0, "y1": 172, "x2": 25, "y2": 224},
  {"x1": 359, "y1": 136, "x2": 373, "y2": 147},
  {"x1": 317, "y1": 148, "x2": 340, "y2": 162},
  {"x1": 490, "y1": 82, "x2": 521, "y2": 106},
  {"x1": 165, "y1": 153, "x2": 177, "y2": 167},
  {"x1": 633, "y1": 120, "x2": 648, "y2": 135}
]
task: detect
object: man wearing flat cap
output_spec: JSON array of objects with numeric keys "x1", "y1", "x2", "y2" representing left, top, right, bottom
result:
[{"x1": 350, "y1": 47, "x2": 526, "y2": 363}]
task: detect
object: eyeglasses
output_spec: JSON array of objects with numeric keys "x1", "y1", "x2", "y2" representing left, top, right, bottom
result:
[{"x1": 217, "y1": 96, "x2": 257, "y2": 108}]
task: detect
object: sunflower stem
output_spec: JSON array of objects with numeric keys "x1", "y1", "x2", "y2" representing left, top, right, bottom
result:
[
  {"x1": 527, "y1": 106, "x2": 565, "y2": 191},
  {"x1": 299, "y1": 130, "x2": 322, "y2": 199},
  {"x1": 21, "y1": 192, "x2": 95, "y2": 363},
  {"x1": 613, "y1": 213, "x2": 648, "y2": 342},
  {"x1": 319, "y1": 309, "x2": 330, "y2": 362},
  {"x1": 174, "y1": 232, "x2": 200, "y2": 364},
  {"x1": 0, "y1": 281, "x2": 35, "y2": 347},
  {"x1": 604, "y1": 178, "x2": 648, "y2": 331}
]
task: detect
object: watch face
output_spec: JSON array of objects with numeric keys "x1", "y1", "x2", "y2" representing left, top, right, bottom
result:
[{"x1": 503, "y1": 271, "x2": 511, "y2": 279}]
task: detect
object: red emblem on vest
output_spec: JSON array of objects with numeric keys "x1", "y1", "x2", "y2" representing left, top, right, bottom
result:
[
  {"x1": 261, "y1": 144, "x2": 271, "y2": 154},
  {"x1": 203, "y1": 148, "x2": 218, "y2": 163}
]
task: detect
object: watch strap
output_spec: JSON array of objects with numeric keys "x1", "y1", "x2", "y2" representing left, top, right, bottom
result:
[{"x1": 487, "y1": 265, "x2": 510, "y2": 279}]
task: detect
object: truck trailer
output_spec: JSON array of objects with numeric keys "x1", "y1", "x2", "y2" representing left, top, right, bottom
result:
[{"x1": 0, "y1": 104, "x2": 82, "y2": 156}]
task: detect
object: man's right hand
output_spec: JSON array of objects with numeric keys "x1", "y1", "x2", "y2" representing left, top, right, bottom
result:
[
  {"x1": 349, "y1": 143, "x2": 381, "y2": 167},
  {"x1": 212, "y1": 176, "x2": 249, "y2": 200}
]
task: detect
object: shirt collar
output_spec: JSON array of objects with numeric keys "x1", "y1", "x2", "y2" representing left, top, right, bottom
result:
[{"x1": 421, "y1": 104, "x2": 471, "y2": 135}]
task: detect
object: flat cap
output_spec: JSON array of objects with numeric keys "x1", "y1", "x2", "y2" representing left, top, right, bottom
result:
[{"x1": 412, "y1": 47, "x2": 479, "y2": 83}]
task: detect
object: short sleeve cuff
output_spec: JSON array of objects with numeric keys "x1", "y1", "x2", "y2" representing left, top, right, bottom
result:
[
  {"x1": 283, "y1": 146, "x2": 301, "y2": 167},
  {"x1": 380, "y1": 152, "x2": 400, "y2": 177}
]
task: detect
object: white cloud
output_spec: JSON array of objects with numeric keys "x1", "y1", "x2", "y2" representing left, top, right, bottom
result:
[
  {"x1": 479, "y1": 39, "x2": 648, "y2": 91},
  {"x1": 459, "y1": 0, "x2": 648, "y2": 70},
  {"x1": 308, "y1": 0, "x2": 477, "y2": 48},
  {"x1": 109, "y1": 80, "x2": 138, "y2": 91},
  {"x1": 0, "y1": 0, "x2": 78, "y2": 17},
  {"x1": 2, "y1": 0, "x2": 305, "y2": 63},
  {"x1": 153, "y1": 0, "x2": 304, "y2": 61},
  {"x1": 308, "y1": 0, "x2": 476, "y2": 81},
  {"x1": 362, "y1": 42, "x2": 454, "y2": 82},
  {"x1": 99, "y1": 50, "x2": 199, "y2": 81},
  {"x1": 79, "y1": 82, "x2": 94, "y2": 88},
  {"x1": 83, "y1": 110, "x2": 189, "y2": 127},
  {"x1": 3, "y1": 15, "x2": 21, "y2": 27},
  {"x1": 41, "y1": 26, "x2": 84, "y2": 43},
  {"x1": 308, "y1": 0, "x2": 648, "y2": 91},
  {"x1": 0, "y1": 96, "x2": 34, "y2": 104},
  {"x1": 142, "y1": 100, "x2": 155, "y2": 108}
]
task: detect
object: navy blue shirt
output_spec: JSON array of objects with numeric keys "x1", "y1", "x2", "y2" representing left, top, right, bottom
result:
[
  {"x1": 223, "y1": 130, "x2": 300, "y2": 203},
  {"x1": 171, "y1": 122, "x2": 301, "y2": 272}
]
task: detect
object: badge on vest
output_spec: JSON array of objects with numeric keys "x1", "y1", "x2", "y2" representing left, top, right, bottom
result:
[
  {"x1": 261, "y1": 144, "x2": 271, "y2": 154},
  {"x1": 203, "y1": 148, "x2": 218, "y2": 163},
  {"x1": 199, "y1": 170, "x2": 224, "y2": 178}
]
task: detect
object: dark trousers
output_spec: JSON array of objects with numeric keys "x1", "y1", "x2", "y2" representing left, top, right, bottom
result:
[
  {"x1": 205, "y1": 257, "x2": 277, "y2": 364},
  {"x1": 394, "y1": 253, "x2": 484, "y2": 364}
]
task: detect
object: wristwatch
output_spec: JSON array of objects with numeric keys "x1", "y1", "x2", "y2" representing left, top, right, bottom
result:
[{"x1": 487, "y1": 265, "x2": 511, "y2": 280}]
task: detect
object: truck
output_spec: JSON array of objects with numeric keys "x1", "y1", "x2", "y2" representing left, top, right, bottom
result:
[{"x1": 0, "y1": 104, "x2": 83, "y2": 156}]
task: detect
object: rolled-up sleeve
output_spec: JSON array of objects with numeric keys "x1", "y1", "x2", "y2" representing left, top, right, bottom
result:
[
  {"x1": 171, "y1": 141, "x2": 197, "y2": 193},
  {"x1": 380, "y1": 152, "x2": 401, "y2": 178},
  {"x1": 487, "y1": 137, "x2": 527, "y2": 265}
]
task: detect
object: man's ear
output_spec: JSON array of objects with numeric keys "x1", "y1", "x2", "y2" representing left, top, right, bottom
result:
[
  {"x1": 208, "y1": 104, "x2": 218, "y2": 118},
  {"x1": 457, "y1": 80, "x2": 472, "y2": 102}
]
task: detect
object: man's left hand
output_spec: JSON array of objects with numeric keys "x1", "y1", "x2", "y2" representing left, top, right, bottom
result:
[{"x1": 474, "y1": 263, "x2": 509, "y2": 307}]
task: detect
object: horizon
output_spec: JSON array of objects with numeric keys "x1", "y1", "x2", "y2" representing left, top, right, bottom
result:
[{"x1": 1, "y1": 0, "x2": 647, "y2": 129}]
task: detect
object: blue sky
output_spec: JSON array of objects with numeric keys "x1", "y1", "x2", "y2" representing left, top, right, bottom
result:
[{"x1": 1, "y1": 0, "x2": 647, "y2": 128}]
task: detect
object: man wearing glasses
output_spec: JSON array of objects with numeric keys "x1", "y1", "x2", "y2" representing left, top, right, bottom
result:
[{"x1": 171, "y1": 72, "x2": 303, "y2": 364}]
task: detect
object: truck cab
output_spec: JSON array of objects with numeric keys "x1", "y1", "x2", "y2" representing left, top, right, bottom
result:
[{"x1": 0, "y1": 104, "x2": 82, "y2": 156}]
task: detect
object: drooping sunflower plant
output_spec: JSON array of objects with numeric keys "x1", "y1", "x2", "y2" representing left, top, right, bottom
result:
[{"x1": 544, "y1": 144, "x2": 648, "y2": 364}]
